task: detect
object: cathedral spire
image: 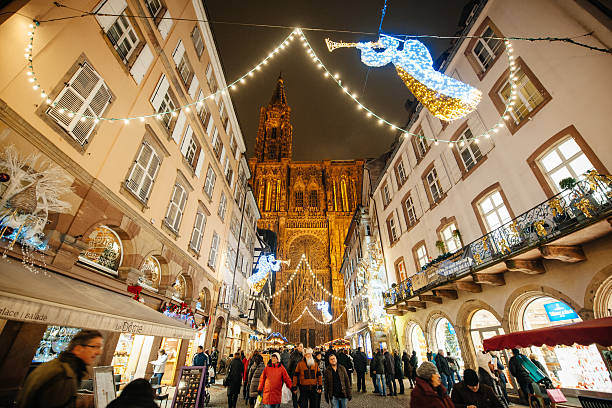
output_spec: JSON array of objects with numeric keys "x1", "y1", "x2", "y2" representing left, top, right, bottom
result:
[{"x1": 269, "y1": 73, "x2": 288, "y2": 106}]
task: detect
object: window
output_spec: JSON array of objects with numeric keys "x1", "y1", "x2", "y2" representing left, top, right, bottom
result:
[
  {"x1": 144, "y1": 0, "x2": 162, "y2": 17},
  {"x1": 387, "y1": 215, "x2": 399, "y2": 243},
  {"x1": 478, "y1": 190, "x2": 512, "y2": 231},
  {"x1": 457, "y1": 128, "x2": 483, "y2": 171},
  {"x1": 80, "y1": 225, "x2": 123, "y2": 273},
  {"x1": 190, "y1": 211, "x2": 206, "y2": 252},
  {"x1": 165, "y1": 184, "x2": 187, "y2": 232},
  {"x1": 295, "y1": 191, "x2": 304, "y2": 208},
  {"x1": 229, "y1": 133, "x2": 238, "y2": 156},
  {"x1": 204, "y1": 166, "x2": 216, "y2": 198},
  {"x1": 472, "y1": 26, "x2": 503, "y2": 72},
  {"x1": 47, "y1": 62, "x2": 111, "y2": 146},
  {"x1": 219, "y1": 101, "x2": 229, "y2": 129},
  {"x1": 395, "y1": 258, "x2": 408, "y2": 282},
  {"x1": 382, "y1": 183, "x2": 391, "y2": 206},
  {"x1": 395, "y1": 160, "x2": 407, "y2": 186},
  {"x1": 106, "y1": 13, "x2": 140, "y2": 63},
  {"x1": 191, "y1": 26, "x2": 205, "y2": 57},
  {"x1": 490, "y1": 58, "x2": 551, "y2": 133},
  {"x1": 218, "y1": 192, "x2": 227, "y2": 220},
  {"x1": 172, "y1": 40, "x2": 193, "y2": 88},
  {"x1": 179, "y1": 126, "x2": 199, "y2": 167},
  {"x1": 538, "y1": 136, "x2": 594, "y2": 193},
  {"x1": 225, "y1": 165, "x2": 234, "y2": 186},
  {"x1": 199, "y1": 100, "x2": 212, "y2": 130},
  {"x1": 126, "y1": 141, "x2": 160, "y2": 203},
  {"x1": 425, "y1": 167, "x2": 443, "y2": 203},
  {"x1": 150, "y1": 75, "x2": 176, "y2": 130},
  {"x1": 309, "y1": 190, "x2": 318, "y2": 209},
  {"x1": 230, "y1": 216, "x2": 240, "y2": 240},
  {"x1": 403, "y1": 193, "x2": 418, "y2": 227},
  {"x1": 208, "y1": 232, "x2": 219, "y2": 268},
  {"x1": 412, "y1": 127, "x2": 429, "y2": 160},
  {"x1": 440, "y1": 223, "x2": 461, "y2": 253},
  {"x1": 415, "y1": 244, "x2": 428, "y2": 269},
  {"x1": 212, "y1": 130, "x2": 223, "y2": 159},
  {"x1": 205, "y1": 62, "x2": 217, "y2": 93}
]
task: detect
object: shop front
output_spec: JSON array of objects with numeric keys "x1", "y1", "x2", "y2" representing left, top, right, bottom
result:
[
  {"x1": 520, "y1": 296, "x2": 612, "y2": 393},
  {"x1": 111, "y1": 333, "x2": 155, "y2": 382}
]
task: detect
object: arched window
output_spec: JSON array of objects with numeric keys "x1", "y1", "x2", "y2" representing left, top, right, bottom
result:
[
  {"x1": 171, "y1": 275, "x2": 186, "y2": 300},
  {"x1": 433, "y1": 318, "x2": 464, "y2": 370},
  {"x1": 408, "y1": 324, "x2": 428, "y2": 365},
  {"x1": 365, "y1": 331, "x2": 372, "y2": 358},
  {"x1": 80, "y1": 225, "x2": 123, "y2": 273},
  {"x1": 139, "y1": 255, "x2": 161, "y2": 289}
]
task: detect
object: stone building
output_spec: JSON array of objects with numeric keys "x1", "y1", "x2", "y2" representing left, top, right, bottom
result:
[{"x1": 249, "y1": 77, "x2": 364, "y2": 346}]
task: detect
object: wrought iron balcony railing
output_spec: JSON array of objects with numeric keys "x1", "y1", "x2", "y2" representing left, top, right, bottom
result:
[{"x1": 383, "y1": 172, "x2": 612, "y2": 308}]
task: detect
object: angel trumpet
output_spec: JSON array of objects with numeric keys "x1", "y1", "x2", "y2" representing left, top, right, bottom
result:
[{"x1": 325, "y1": 38, "x2": 379, "y2": 52}]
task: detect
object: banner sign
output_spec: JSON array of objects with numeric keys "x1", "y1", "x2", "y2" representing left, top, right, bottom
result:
[{"x1": 543, "y1": 301, "x2": 579, "y2": 322}]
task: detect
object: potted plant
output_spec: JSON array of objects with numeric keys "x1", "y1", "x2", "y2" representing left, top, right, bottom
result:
[
  {"x1": 559, "y1": 177, "x2": 577, "y2": 190},
  {"x1": 435, "y1": 240, "x2": 446, "y2": 254}
]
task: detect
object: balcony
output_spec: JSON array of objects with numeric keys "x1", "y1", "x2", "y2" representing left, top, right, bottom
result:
[{"x1": 383, "y1": 172, "x2": 612, "y2": 314}]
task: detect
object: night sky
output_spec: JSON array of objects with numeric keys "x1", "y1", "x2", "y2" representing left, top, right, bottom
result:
[{"x1": 204, "y1": 0, "x2": 473, "y2": 161}]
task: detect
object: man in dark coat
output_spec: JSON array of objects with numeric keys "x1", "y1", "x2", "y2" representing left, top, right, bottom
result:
[
  {"x1": 16, "y1": 330, "x2": 104, "y2": 408},
  {"x1": 323, "y1": 354, "x2": 352, "y2": 406},
  {"x1": 393, "y1": 350, "x2": 405, "y2": 394},
  {"x1": 280, "y1": 347, "x2": 291, "y2": 369},
  {"x1": 353, "y1": 347, "x2": 368, "y2": 392},
  {"x1": 193, "y1": 346, "x2": 208, "y2": 366},
  {"x1": 508, "y1": 348, "x2": 533, "y2": 404},
  {"x1": 371, "y1": 349, "x2": 386, "y2": 395},
  {"x1": 384, "y1": 349, "x2": 396, "y2": 396},
  {"x1": 210, "y1": 347, "x2": 219, "y2": 376},
  {"x1": 434, "y1": 349, "x2": 453, "y2": 392},
  {"x1": 226, "y1": 352, "x2": 244, "y2": 408},
  {"x1": 451, "y1": 369, "x2": 504, "y2": 408},
  {"x1": 337, "y1": 349, "x2": 354, "y2": 385},
  {"x1": 287, "y1": 343, "x2": 304, "y2": 408},
  {"x1": 324, "y1": 345, "x2": 336, "y2": 365}
]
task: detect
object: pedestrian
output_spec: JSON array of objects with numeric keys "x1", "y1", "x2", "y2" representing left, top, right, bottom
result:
[
  {"x1": 508, "y1": 348, "x2": 533, "y2": 404},
  {"x1": 450, "y1": 368, "x2": 504, "y2": 408},
  {"x1": 210, "y1": 347, "x2": 219, "y2": 376},
  {"x1": 247, "y1": 354, "x2": 265, "y2": 408},
  {"x1": 491, "y1": 352, "x2": 509, "y2": 403},
  {"x1": 426, "y1": 350, "x2": 433, "y2": 362},
  {"x1": 383, "y1": 349, "x2": 396, "y2": 396},
  {"x1": 410, "y1": 361, "x2": 453, "y2": 408},
  {"x1": 106, "y1": 378, "x2": 157, "y2": 408},
  {"x1": 529, "y1": 354, "x2": 549, "y2": 377},
  {"x1": 371, "y1": 349, "x2": 386, "y2": 396},
  {"x1": 393, "y1": 350, "x2": 405, "y2": 394},
  {"x1": 324, "y1": 354, "x2": 352, "y2": 408},
  {"x1": 288, "y1": 343, "x2": 304, "y2": 408},
  {"x1": 225, "y1": 352, "x2": 244, "y2": 408},
  {"x1": 337, "y1": 349, "x2": 353, "y2": 385},
  {"x1": 402, "y1": 351, "x2": 414, "y2": 388},
  {"x1": 281, "y1": 347, "x2": 291, "y2": 369},
  {"x1": 292, "y1": 348, "x2": 323, "y2": 408},
  {"x1": 258, "y1": 352, "x2": 292, "y2": 408},
  {"x1": 193, "y1": 345, "x2": 208, "y2": 367},
  {"x1": 243, "y1": 351, "x2": 253, "y2": 402},
  {"x1": 353, "y1": 347, "x2": 368, "y2": 392},
  {"x1": 448, "y1": 355, "x2": 462, "y2": 382},
  {"x1": 434, "y1": 349, "x2": 453, "y2": 393},
  {"x1": 149, "y1": 349, "x2": 168, "y2": 394},
  {"x1": 325, "y1": 345, "x2": 337, "y2": 365},
  {"x1": 16, "y1": 329, "x2": 104, "y2": 408},
  {"x1": 409, "y1": 351, "x2": 418, "y2": 387}
]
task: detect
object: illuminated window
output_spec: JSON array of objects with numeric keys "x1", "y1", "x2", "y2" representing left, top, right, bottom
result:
[
  {"x1": 295, "y1": 191, "x2": 304, "y2": 208},
  {"x1": 80, "y1": 226, "x2": 123, "y2": 272},
  {"x1": 395, "y1": 258, "x2": 407, "y2": 282},
  {"x1": 309, "y1": 190, "x2": 318, "y2": 209},
  {"x1": 538, "y1": 137, "x2": 594, "y2": 194},
  {"x1": 440, "y1": 223, "x2": 461, "y2": 252},
  {"x1": 140, "y1": 255, "x2": 161, "y2": 289},
  {"x1": 457, "y1": 128, "x2": 483, "y2": 171},
  {"x1": 478, "y1": 190, "x2": 512, "y2": 231},
  {"x1": 415, "y1": 244, "x2": 428, "y2": 269},
  {"x1": 172, "y1": 275, "x2": 186, "y2": 300}
]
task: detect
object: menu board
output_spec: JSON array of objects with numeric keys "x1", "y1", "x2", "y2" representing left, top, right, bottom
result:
[
  {"x1": 171, "y1": 366, "x2": 206, "y2": 408},
  {"x1": 93, "y1": 366, "x2": 116, "y2": 408}
]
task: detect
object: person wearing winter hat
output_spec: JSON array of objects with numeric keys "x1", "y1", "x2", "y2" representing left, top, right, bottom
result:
[
  {"x1": 292, "y1": 348, "x2": 323, "y2": 408},
  {"x1": 410, "y1": 361, "x2": 454, "y2": 408},
  {"x1": 450, "y1": 369, "x2": 505, "y2": 408},
  {"x1": 258, "y1": 352, "x2": 292, "y2": 408}
]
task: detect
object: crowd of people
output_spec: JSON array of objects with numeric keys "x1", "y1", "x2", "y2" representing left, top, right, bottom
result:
[{"x1": 13, "y1": 328, "x2": 550, "y2": 408}]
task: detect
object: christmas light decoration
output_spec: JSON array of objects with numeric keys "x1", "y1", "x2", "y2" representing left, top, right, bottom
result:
[
  {"x1": 326, "y1": 35, "x2": 481, "y2": 121},
  {"x1": 247, "y1": 253, "x2": 284, "y2": 294},
  {"x1": 266, "y1": 332, "x2": 289, "y2": 342},
  {"x1": 314, "y1": 300, "x2": 333, "y2": 323}
]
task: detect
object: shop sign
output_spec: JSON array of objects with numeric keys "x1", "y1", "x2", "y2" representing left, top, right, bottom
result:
[
  {"x1": 436, "y1": 257, "x2": 473, "y2": 277},
  {"x1": 113, "y1": 321, "x2": 144, "y2": 334},
  {"x1": 544, "y1": 302, "x2": 579, "y2": 322}
]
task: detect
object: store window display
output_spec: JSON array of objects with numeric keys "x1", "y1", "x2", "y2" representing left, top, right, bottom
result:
[
  {"x1": 111, "y1": 333, "x2": 154, "y2": 382},
  {"x1": 522, "y1": 296, "x2": 612, "y2": 392},
  {"x1": 408, "y1": 324, "x2": 428, "y2": 365},
  {"x1": 160, "y1": 337, "x2": 182, "y2": 385},
  {"x1": 139, "y1": 255, "x2": 161, "y2": 290},
  {"x1": 434, "y1": 318, "x2": 464, "y2": 370},
  {"x1": 33, "y1": 325, "x2": 81, "y2": 363},
  {"x1": 79, "y1": 225, "x2": 123, "y2": 272}
]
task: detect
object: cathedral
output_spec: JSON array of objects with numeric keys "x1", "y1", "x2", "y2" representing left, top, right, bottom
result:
[{"x1": 249, "y1": 76, "x2": 364, "y2": 347}]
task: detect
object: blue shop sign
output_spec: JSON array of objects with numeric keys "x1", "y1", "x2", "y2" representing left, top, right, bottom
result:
[{"x1": 544, "y1": 301, "x2": 579, "y2": 322}]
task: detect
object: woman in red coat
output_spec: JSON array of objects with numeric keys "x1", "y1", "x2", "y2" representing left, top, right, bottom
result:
[
  {"x1": 410, "y1": 361, "x2": 454, "y2": 408},
  {"x1": 258, "y1": 353, "x2": 292, "y2": 408}
]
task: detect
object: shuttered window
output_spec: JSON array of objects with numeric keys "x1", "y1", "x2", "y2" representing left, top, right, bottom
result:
[
  {"x1": 47, "y1": 62, "x2": 111, "y2": 146},
  {"x1": 126, "y1": 142, "x2": 160, "y2": 202},
  {"x1": 204, "y1": 166, "x2": 216, "y2": 198},
  {"x1": 426, "y1": 167, "x2": 443, "y2": 203},
  {"x1": 165, "y1": 184, "x2": 187, "y2": 232},
  {"x1": 106, "y1": 13, "x2": 140, "y2": 63},
  {"x1": 144, "y1": 0, "x2": 162, "y2": 17},
  {"x1": 208, "y1": 232, "x2": 219, "y2": 268},
  {"x1": 218, "y1": 192, "x2": 227, "y2": 220},
  {"x1": 191, "y1": 26, "x2": 205, "y2": 57},
  {"x1": 189, "y1": 211, "x2": 206, "y2": 252}
]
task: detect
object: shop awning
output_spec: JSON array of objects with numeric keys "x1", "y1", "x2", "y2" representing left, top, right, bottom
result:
[
  {"x1": 483, "y1": 317, "x2": 612, "y2": 351},
  {"x1": 0, "y1": 260, "x2": 195, "y2": 339}
]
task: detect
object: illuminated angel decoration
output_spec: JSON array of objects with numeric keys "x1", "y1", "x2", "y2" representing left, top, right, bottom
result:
[
  {"x1": 314, "y1": 300, "x2": 333, "y2": 323},
  {"x1": 326, "y1": 35, "x2": 482, "y2": 121},
  {"x1": 247, "y1": 254, "x2": 285, "y2": 294}
]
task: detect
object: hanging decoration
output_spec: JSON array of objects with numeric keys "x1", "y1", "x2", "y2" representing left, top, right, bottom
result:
[
  {"x1": 127, "y1": 284, "x2": 145, "y2": 303},
  {"x1": 247, "y1": 253, "x2": 286, "y2": 294},
  {"x1": 266, "y1": 332, "x2": 289, "y2": 343},
  {"x1": 326, "y1": 34, "x2": 482, "y2": 121},
  {"x1": 161, "y1": 302, "x2": 197, "y2": 329},
  {"x1": 0, "y1": 146, "x2": 72, "y2": 253},
  {"x1": 314, "y1": 300, "x2": 333, "y2": 323}
]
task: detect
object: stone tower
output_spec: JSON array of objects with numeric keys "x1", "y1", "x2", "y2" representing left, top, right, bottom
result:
[{"x1": 249, "y1": 77, "x2": 363, "y2": 347}]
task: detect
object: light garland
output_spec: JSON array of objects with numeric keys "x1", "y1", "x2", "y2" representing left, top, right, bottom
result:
[{"x1": 23, "y1": 23, "x2": 518, "y2": 144}]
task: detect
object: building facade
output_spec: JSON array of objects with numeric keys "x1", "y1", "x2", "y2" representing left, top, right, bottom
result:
[
  {"x1": 374, "y1": 0, "x2": 612, "y2": 397},
  {"x1": 249, "y1": 77, "x2": 364, "y2": 346},
  {"x1": 0, "y1": 0, "x2": 256, "y2": 399}
]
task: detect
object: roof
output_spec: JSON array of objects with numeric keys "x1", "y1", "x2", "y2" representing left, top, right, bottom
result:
[{"x1": 269, "y1": 74, "x2": 288, "y2": 106}]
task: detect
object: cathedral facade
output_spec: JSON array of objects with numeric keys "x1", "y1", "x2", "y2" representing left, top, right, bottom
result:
[{"x1": 249, "y1": 77, "x2": 364, "y2": 347}]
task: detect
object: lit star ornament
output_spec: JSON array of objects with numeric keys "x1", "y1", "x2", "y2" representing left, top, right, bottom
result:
[
  {"x1": 326, "y1": 35, "x2": 482, "y2": 121},
  {"x1": 247, "y1": 254, "x2": 284, "y2": 294}
]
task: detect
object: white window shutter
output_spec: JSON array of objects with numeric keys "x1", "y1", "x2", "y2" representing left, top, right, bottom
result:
[
  {"x1": 158, "y1": 9, "x2": 173, "y2": 40},
  {"x1": 195, "y1": 90, "x2": 204, "y2": 113},
  {"x1": 195, "y1": 151, "x2": 205, "y2": 177},
  {"x1": 126, "y1": 143, "x2": 152, "y2": 194},
  {"x1": 172, "y1": 40, "x2": 185, "y2": 66},
  {"x1": 207, "y1": 121, "x2": 215, "y2": 138},
  {"x1": 139, "y1": 151, "x2": 160, "y2": 202},
  {"x1": 171, "y1": 111, "x2": 186, "y2": 144},
  {"x1": 94, "y1": 0, "x2": 127, "y2": 31},
  {"x1": 150, "y1": 75, "x2": 169, "y2": 111},
  {"x1": 180, "y1": 126, "x2": 193, "y2": 156},
  {"x1": 188, "y1": 75, "x2": 199, "y2": 99},
  {"x1": 130, "y1": 44, "x2": 154, "y2": 84}
]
